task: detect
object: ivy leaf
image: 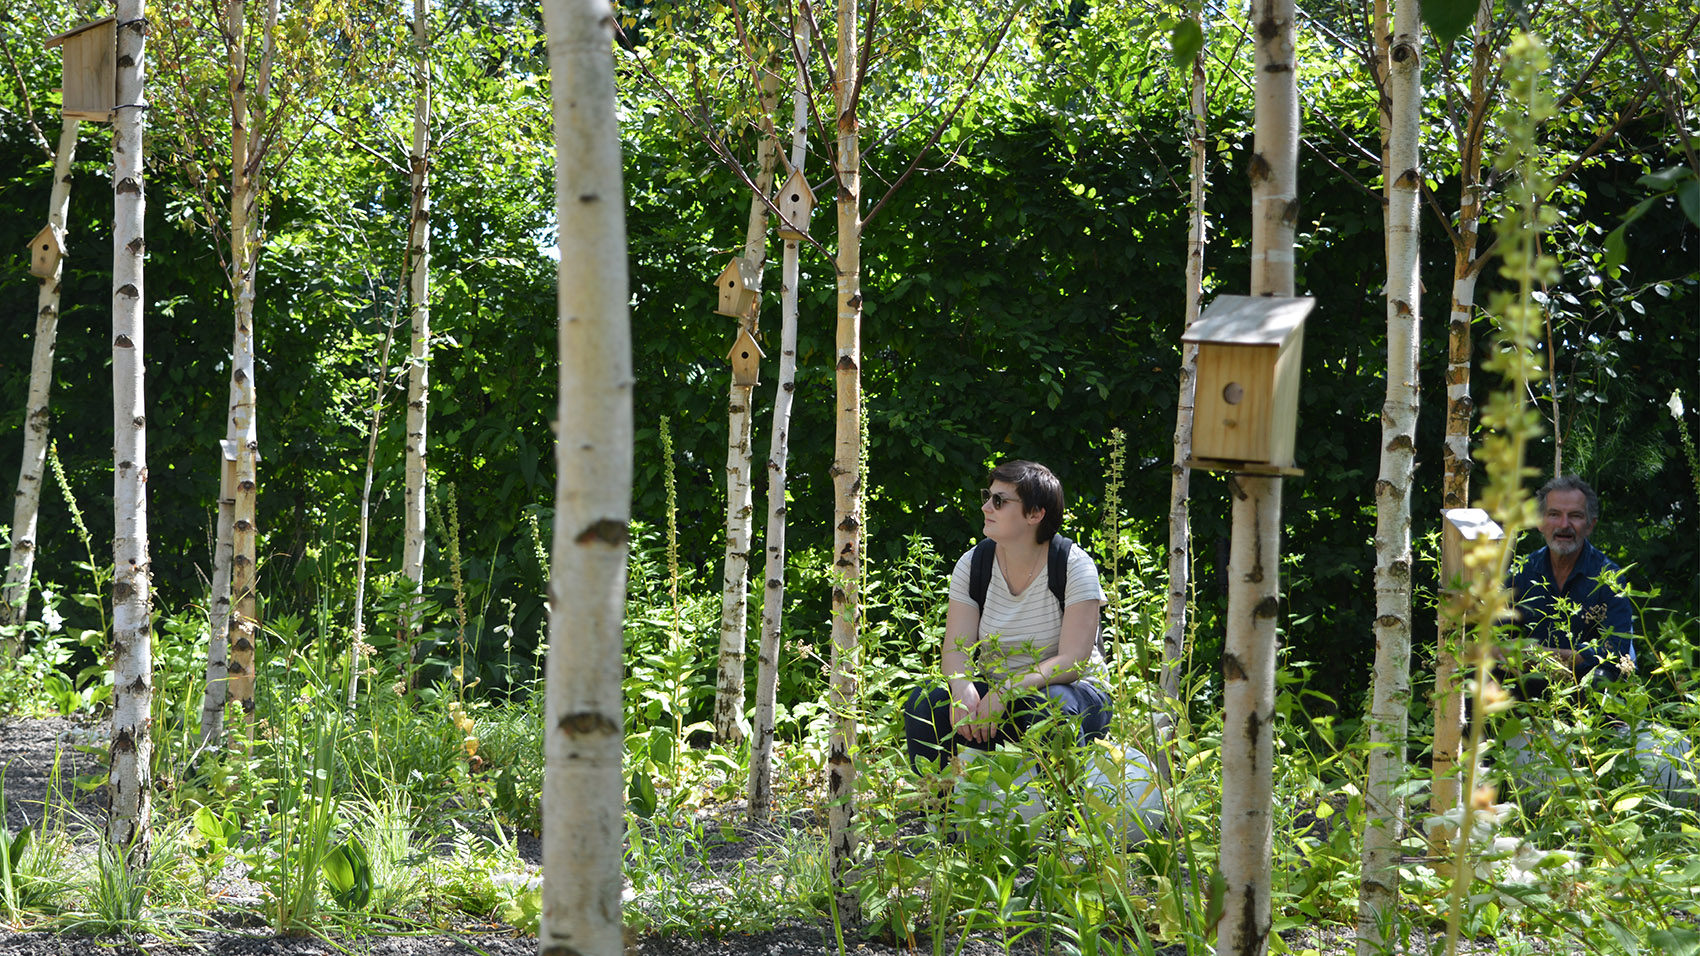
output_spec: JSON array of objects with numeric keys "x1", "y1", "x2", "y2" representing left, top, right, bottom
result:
[
  {"x1": 1168, "y1": 19, "x2": 1204, "y2": 69},
  {"x1": 1423, "y1": 0, "x2": 1478, "y2": 45}
]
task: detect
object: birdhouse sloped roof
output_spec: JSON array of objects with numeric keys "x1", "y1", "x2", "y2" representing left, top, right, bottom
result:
[
  {"x1": 45, "y1": 17, "x2": 117, "y2": 47},
  {"x1": 1183, "y1": 294, "x2": 1314, "y2": 347},
  {"x1": 30, "y1": 225, "x2": 67, "y2": 255},
  {"x1": 1441, "y1": 508, "x2": 1504, "y2": 540},
  {"x1": 726, "y1": 327, "x2": 766, "y2": 363}
]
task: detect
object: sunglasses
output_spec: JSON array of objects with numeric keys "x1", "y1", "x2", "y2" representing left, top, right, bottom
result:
[{"x1": 980, "y1": 489, "x2": 1021, "y2": 510}]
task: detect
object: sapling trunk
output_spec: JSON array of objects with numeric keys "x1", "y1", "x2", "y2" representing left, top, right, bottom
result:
[
  {"x1": 713, "y1": 65, "x2": 781, "y2": 745},
  {"x1": 1217, "y1": 0, "x2": 1297, "y2": 951},
  {"x1": 748, "y1": 18, "x2": 813, "y2": 821},
  {"x1": 107, "y1": 0, "x2": 154, "y2": 862},
  {"x1": 2, "y1": 119, "x2": 79, "y2": 645},
  {"x1": 1430, "y1": 0, "x2": 1493, "y2": 856},
  {"x1": 402, "y1": 0, "x2": 433, "y2": 648},
  {"x1": 1358, "y1": 0, "x2": 1423, "y2": 946},
  {"x1": 827, "y1": 0, "x2": 864, "y2": 922},
  {"x1": 1161, "y1": 17, "x2": 1209, "y2": 712},
  {"x1": 539, "y1": 0, "x2": 630, "y2": 951}
]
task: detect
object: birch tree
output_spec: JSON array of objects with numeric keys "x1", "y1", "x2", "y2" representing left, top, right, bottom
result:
[
  {"x1": 3, "y1": 118, "x2": 79, "y2": 646},
  {"x1": 220, "y1": 0, "x2": 277, "y2": 744},
  {"x1": 538, "y1": 0, "x2": 629, "y2": 951},
  {"x1": 1357, "y1": 0, "x2": 1422, "y2": 946},
  {"x1": 748, "y1": 18, "x2": 812, "y2": 820},
  {"x1": 825, "y1": 0, "x2": 864, "y2": 921},
  {"x1": 107, "y1": 0, "x2": 153, "y2": 859},
  {"x1": 713, "y1": 64, "x2": 781, "y2": 745},
  {"x1": 1161, "y1": 12, "x2": 1209, "y2": 710},
  {"x1": 401, "y1": 0, "x2": 432, "y2": 650},
  {"x1": 1217, "y1": 0, "x2": 1297, "y2": 951}
]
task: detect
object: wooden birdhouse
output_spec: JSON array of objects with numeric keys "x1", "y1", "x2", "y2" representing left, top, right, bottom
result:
[
  {"x1": 45, "y1": 18, "x2": 117, "y2": 122},
  {"x1": 775, "y1": 168, "x2": 814, "y2": 241},
  {"x1": 1182, "y1": 293, "x2": 1314, "y2": 472},
  {"x1": 715, "y1": 256, "x2": 760, "y2": 317},
  {"x1": 27, "y1": 225, "x2": 66, "y2": 279},
  {"x1": 726, "y1": 327, "x2": 765, "y2": 387},
  {"x1": 1440, "y1": 508, "x2": 1504, "y2": 593}
]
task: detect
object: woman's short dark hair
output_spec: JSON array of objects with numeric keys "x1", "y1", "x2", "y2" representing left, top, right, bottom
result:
[{"x1": 989, "y1": 460, "x2": 1064, "y2": 542}]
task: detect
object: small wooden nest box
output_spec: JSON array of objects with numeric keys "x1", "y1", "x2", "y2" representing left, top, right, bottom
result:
[
  {"x1": 45, "y1": 18, "x2": 117, "y2": 122},
  {"x1": 775, "y1": 168, "x2": 815, "y2": 241},
  {"x1": 715, "y1": 256, "x2": 760, "y2": 317},
  {"x1": 27, "y1": 225, "x2": 67, "y2": 279},
  {"x1": 726, "y1": 327, "x2": 765, "y2": 387},
  {"x1": 1440, "y1": 508, "x2": 1504, "y2": 591},
  {"x1": 1183, "y1": 293, "x2": 1314, "y2": 473}
]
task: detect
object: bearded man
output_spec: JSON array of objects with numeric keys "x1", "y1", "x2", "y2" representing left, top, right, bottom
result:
[{"x1": 1509, "y1": 475, "x2": 1637, "y2": 682}]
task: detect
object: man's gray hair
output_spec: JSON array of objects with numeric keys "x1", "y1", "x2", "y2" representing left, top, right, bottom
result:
[{"x1": 1537, "y1": 475, "x2": 1599, "y2": 521}]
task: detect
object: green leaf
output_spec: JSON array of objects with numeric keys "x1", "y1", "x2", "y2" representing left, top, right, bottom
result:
[
  {"x1": 1423, "y1": 0, "x2": 1478, "y2": 45},
  {"x1": 1168, "y1": 19, "x2": 1204, "y2": 69},
  {"x1": 1648, "y1": 929, "x2": 1700, "y2": 956},
  {"x1": 1678, "y1": 179, "x2": 1700, "y2": 227},
  {"x1": 1637, "y1": 166, "x2": 1692, "y2": 190},
  {"x1": 1602, "y1": 225, "x2": 1629, "y2": 271},
  {"x1": 1205, "y1": 868, "x2": 1227, "y2": 929}
]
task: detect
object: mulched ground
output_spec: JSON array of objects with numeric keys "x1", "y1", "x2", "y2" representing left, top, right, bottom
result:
[{"x1": 0, "y1": 717, "x2": 1532, "y2": 955}]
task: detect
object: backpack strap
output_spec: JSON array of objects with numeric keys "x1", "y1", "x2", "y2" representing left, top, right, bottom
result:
[
  {"x1": 968, "y1": 538, "x2": 998, "y2": 609},
  {"x1": 1046, "y1": 535, "x2": 1074, "y2": 609}
]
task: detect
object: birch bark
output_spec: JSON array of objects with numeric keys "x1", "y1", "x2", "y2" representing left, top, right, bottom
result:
[
  {"x1": 402, "y1": 0, "x2": 432, "y2": 640},
  {"x1": 1161, "y1": 24, "x2": 1208, "y2": 708},
  {"x1": 198, "y1": 445, "x2": 235, "y2": 746},
  {"x1": 748, "y1": 19, "x2": 812, "y2": 820},
  {"x1": 1218, "y1": 0, "x2": 1297, "y2": 951},
  {"x1": 2, "y1": 119, "x2": 79, "y2": 644},
  {"x1": 827, "y1": 0, "x2": 864, "y2": 922},
  {"x1": 1430, "y1": 0, "x2": 1494, "y2": 840},
  {"x1": 220, "y1": 0, "x2": 276, "y2": 741},
  {"x1": 1357, "y1": 0, "x2": 1423, "y2": 946},
  {"x1": 348, "y1": 305, "x2": 402, "y2": 709},
  {"x1": 538, "y1": 0, "x2": 629, "y2": 952},
  {"x1": 713, "y1": 69, "x2": 781, "y2": 744},
  {"x1": 107, "y1": 0, "x2": 153, "y2": 860}
]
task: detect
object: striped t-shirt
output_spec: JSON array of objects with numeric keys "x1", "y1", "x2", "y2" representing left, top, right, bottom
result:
[{"x1": 948, "y1": 542, "x2": 1108, "y2": 687}]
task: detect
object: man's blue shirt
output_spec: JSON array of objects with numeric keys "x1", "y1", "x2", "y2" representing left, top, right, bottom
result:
[{"x1": 1509, "y1": 540, "x2": 1636, "y2": 679}]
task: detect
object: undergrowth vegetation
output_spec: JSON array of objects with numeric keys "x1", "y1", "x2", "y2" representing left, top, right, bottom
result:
[{"x1": 1, "y1": 500, "x2": 1696, "y2": 953}]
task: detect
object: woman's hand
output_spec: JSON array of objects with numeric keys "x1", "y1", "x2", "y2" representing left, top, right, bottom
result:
[
  {"x1": 957, "y1": 687, "x2": 1005, "y2": 744},
  {"x1": 950, "y1": 682, "x2": 982, "y2": 740}
]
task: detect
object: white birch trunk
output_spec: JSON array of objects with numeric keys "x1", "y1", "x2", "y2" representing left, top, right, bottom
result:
[
  {"x1": 1430, "y1": 0, "x2": 1493, "y2": 842},
  {"x1": 222, "y1": 0, "x2": 269, "y2": 738},
  {"x1": 1357, "y1": 0, "x2": 1423, "y2": 946},
  {"x1": 402, "y1": 0, "x2": 432, "y2": 632},
  {"x1": 827, "y1": 0, "x2": 863, "y2": 923},
  {"x1": 107, "y1": 0, "x2": 153, "y2": 860},
  {"x1": 1218, "y1": 0, "x2": 1297, "y2": 951},
  {"x1": 538, "y1": 0, "x2": 629, "y2": 951},
  {"x1": 2, "y1": 119, "x2": 79, "y2": 643},
  {"x1": 198, "y1": 447, "x2": 235, "y2": 746},
  {"x1": 748, "y1": 20, "x2": 812, "y2": 819},
  {"x1": 1161, "y1": 27, "x2": 1208, "y2": 706},
  {"x1": 712, "y1": 72, "x2": 781, "y2": 744}
]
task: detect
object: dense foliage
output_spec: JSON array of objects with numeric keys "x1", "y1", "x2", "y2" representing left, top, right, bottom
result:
[{"x1": 1, "y1": 0, "x2": 1695, "y2": 727}]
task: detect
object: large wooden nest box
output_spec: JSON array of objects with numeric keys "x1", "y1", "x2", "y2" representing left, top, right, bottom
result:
[
  {"x1": 715, "y1": 256, "x2": 760, "y2": 317},
  {"x1": 45, "y1": 18, "x2": 117, "y2": 122},
  {"x1": 1183, "y1": 293, "x2": 1314, "y2": 473},
  {"x1": 726, "y1": 327, "x2": 765, "y2": 387},
  {"x1": 775, "y1": 168, "x2": 814, "y2": 241},
  {"x1": 28, "y1": 225, "x2": 67, "y2": 279},
  {"x1": 1440, "y1": 508, "x2": 1504, "y2": 591}
]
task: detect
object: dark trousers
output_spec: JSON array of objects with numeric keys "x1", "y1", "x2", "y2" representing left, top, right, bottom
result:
[{"x1": 903, "y1": 680, "x2": 1113, "y2": 773}]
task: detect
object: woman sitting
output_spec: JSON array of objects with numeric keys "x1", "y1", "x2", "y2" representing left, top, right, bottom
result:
[{"x1": 903, "y1": 459, "x2": 1112, "y2": 774}]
